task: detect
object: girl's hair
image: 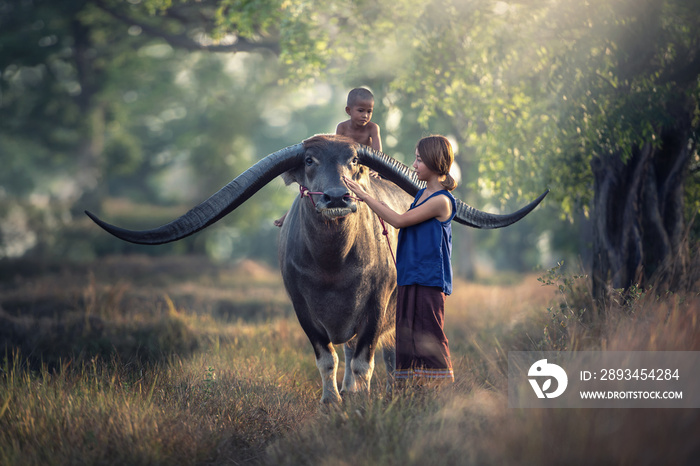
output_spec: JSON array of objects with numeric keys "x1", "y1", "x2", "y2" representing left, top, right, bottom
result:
[{"x1": 416, "y1": 135, "x2": 458, "y2": 191}]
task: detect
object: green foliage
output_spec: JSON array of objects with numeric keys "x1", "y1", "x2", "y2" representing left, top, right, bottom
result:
[
  {"x1": 2, "y1": 0, "x2": 698, "y2": 269},
  {"x1": 215, "y1": 0, "x2": 281, "y2": 37},
  {"x1": 384, "y1": 0, "x2": 700, "y2": 220},
  {"x1": 0, "y1": 0, "x2": 343, "y2": 262}
]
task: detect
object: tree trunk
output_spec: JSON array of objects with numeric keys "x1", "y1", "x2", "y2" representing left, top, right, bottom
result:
[{"x1": 590, "y1": 127, "x2": 693, "y2": 310}]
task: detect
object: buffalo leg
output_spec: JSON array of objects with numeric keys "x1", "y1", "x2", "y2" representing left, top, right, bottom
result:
[
  {"x1": 341, "y1": 342, "x2": 356, "y2": 395},
  {"x1": 350, "y1": 346, "x2": 375, "y2": 394},
  {"x1": 313, "y1": 341, "x2": 342, "y2": 404},
  {"x1": 382, "y1": 346, "x2": 396, "y2": 393}
]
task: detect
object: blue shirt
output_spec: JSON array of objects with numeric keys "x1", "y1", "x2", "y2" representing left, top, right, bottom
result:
[{"x1": 396, "y1": 189, "x2": 457, "y2": 295}]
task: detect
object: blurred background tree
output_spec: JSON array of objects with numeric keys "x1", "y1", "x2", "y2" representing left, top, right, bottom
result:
[
  {"x1": 1, "y1": 0, "x2": 697, "y2": 301},
  {"x1": 0, "y1": 0, "x2": 342, "y2": 264},
  {"x1": 383, "y1": 0, "x2": 700, "y2": 303}
]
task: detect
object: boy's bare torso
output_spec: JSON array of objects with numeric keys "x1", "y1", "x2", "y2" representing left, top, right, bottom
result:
[{"x1": 336, "y1": 120, "x2": 379, "y2": 149}]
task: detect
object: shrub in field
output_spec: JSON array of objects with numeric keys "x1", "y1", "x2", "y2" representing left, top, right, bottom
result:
[{"x1": 537, "y1": 261, "x2": 592, "y2": 350}]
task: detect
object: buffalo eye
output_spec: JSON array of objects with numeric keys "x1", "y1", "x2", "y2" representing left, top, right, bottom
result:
[{"x1": 305, "y1": 156, "x2": 314, "y2": 166}]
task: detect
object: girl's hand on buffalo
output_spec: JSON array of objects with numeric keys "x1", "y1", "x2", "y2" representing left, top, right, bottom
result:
[{"x1": 343, "y1": 176, "x2": 368, "y2": 200}]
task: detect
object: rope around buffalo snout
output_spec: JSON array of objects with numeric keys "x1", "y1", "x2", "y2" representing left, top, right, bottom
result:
[
  {"x1": 299, "y1": 185, "x2": 324, "y2": 208},
  {"x1": 299, "y1": 185, "x2": 396, "y2": 266}
]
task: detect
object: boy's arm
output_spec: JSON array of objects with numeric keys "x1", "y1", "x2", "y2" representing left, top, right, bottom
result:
[
  {"x1": 369, "y1": 123, "x2": 382, "y2": 152},
  {"x1": 336, "y1": 121, "x2": 348, "y2": 136}
]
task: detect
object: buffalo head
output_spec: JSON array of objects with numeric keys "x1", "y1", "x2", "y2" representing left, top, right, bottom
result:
[{"x1": 281, "y1": 135, "x2": 362, "y2": 220}]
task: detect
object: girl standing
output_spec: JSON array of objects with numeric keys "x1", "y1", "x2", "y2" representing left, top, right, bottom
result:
[{"x1": 344, "y1": 135, "x2": 457, "y2": 387}]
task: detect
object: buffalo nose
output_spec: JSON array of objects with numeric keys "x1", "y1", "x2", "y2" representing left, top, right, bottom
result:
[{"x1": 323, "y1": 187, "x2": 351, "y2": 207}]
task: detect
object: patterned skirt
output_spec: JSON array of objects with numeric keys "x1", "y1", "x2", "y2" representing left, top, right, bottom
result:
[{"x1": 394, "y1": 284, "x2": 454, "y2": 383}]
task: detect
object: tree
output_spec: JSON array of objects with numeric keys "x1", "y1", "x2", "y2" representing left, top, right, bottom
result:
[
  {"x1": 0, "y1": 0, "x2": 348, "y2": 262},
  {"x1": 0, "y1": 0, "x2": 280, "y2": 204},
  {"x1": 4, "y1": 0, "x2": 697, "y2": 295},
  {"x1": 547, "y1": 0, "x2": 700, "y2": 302},
  {"x1": 381, "y1": 0, "x2": 699, "y2": 306}
]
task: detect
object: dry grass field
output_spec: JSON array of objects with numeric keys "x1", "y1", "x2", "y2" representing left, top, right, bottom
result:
[{"x1": 1, "y1": 255, "x2": 698, "y2": 465}]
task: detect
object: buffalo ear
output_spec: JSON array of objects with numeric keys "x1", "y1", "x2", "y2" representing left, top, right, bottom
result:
[{"x1": 281, "y1": 166, "x2": 303, "y2": 186}]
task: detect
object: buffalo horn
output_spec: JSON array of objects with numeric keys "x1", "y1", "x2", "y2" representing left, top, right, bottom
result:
[
  {"x1": 85, "y1": 143, "x2": 305, "y2": 244},
  {"x1": 356, "y1": 145, "x2": 549, "y2": 228}
]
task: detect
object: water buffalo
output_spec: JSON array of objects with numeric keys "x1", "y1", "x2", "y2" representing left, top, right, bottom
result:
[{"x1": 86, "y1": 134, "x2": 548, "y2": 403}]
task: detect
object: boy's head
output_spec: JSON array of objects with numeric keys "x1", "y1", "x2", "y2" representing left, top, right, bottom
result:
[
  {"x1": 347, "y1": 88, "x2": 374, "y2": 107},
  {"x1": 345, "y1": 88, "x2": 375, "y2": 126}
]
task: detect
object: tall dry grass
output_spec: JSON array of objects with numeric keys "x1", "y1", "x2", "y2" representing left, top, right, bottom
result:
[
  {"x1": 264, "y1": 272, "x2": 700, "y2": 466},
  {"x1": 1, "y1": 255, "x2": 698, "y2": 465}
]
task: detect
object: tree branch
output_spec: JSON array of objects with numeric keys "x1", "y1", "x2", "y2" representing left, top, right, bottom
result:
[{"x1": 93, "y1": 0, "x2": 279, "y2": 54}]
